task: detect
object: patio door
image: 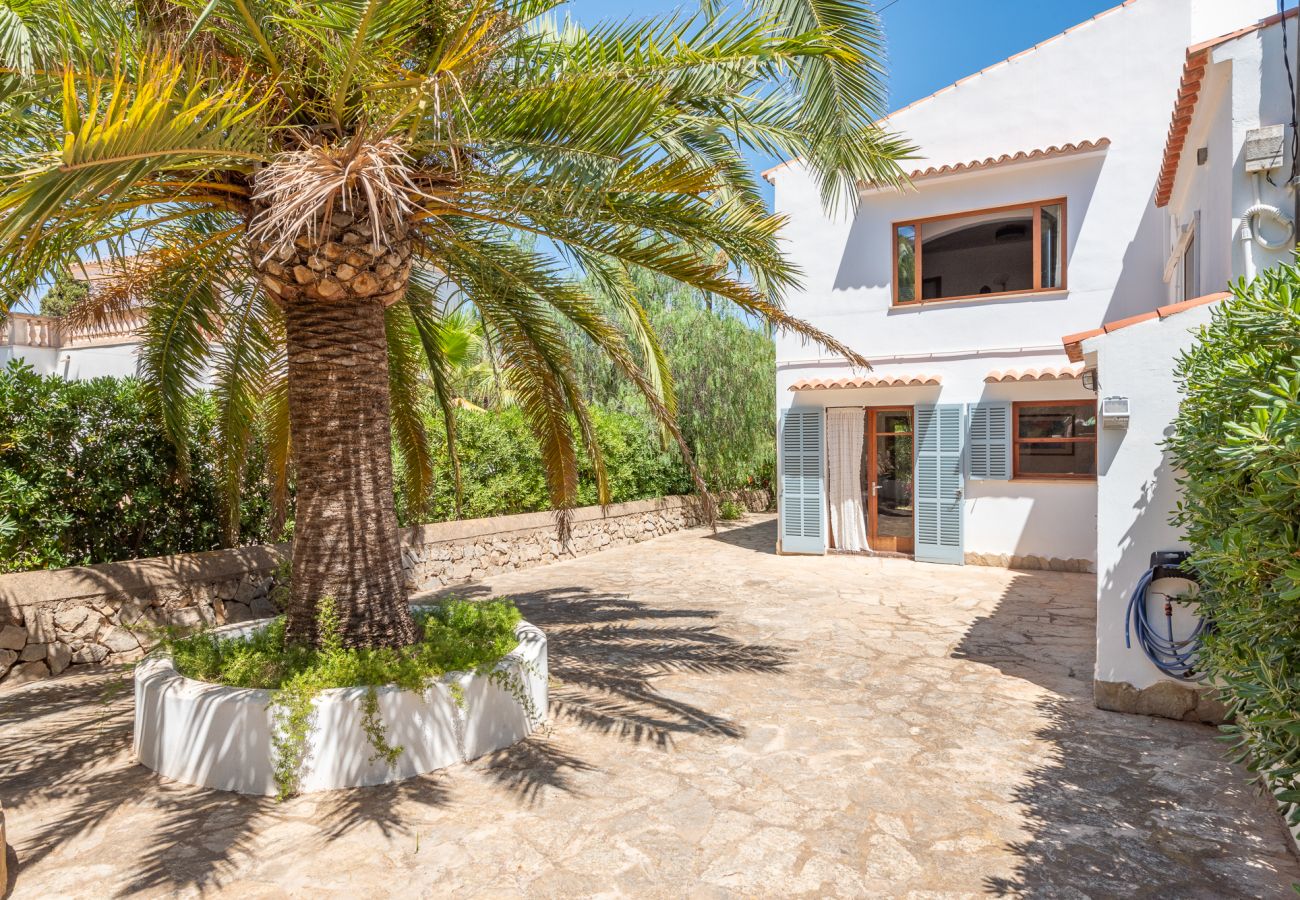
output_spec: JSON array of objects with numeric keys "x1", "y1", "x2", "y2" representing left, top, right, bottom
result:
[{"x1": 866, "y1": 407, "x2": 915, "y2": 554}]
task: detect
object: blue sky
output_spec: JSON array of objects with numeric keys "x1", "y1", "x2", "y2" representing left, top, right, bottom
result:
[
  {"x1": 568, "y1": 0, "x2": 1119, "y2": 112},
  {"x1": 558, "y1": 0, "x2": 1135, "y2": 200}
]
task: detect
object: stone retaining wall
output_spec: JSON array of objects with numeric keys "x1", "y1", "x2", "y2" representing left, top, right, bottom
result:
[{"x1": 0, "y1": 491, "x2": 768, "y2": 687}]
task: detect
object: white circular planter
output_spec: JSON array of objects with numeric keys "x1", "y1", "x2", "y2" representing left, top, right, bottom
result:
[{"x1": 133, "y1": 614, "x2": 547, "y2": 795}]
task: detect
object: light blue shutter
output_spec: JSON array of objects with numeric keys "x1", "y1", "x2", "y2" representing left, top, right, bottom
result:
[
  {"x1": 779, "y1": 407, "x2": 826, "y2": 554},
  {"x1": 915, "y1": 404, "x2": 965, "y2": 565},
  {"x1": 967, "y1": 402, "x2": 1011, "y2": 480}
]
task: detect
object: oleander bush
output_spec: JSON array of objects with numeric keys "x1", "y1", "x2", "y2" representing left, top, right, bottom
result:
[{"x1": 1167, "y1": 261, "x2": 1300, "y2": 826}]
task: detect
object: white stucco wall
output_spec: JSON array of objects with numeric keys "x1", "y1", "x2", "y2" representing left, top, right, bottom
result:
[
  {"x1": 770, "y1": 0, "x2": 1274, "y2": 563},
  {"x1": 58, "y1": 344, "x2": 142, "y2": 380},
  {"x1": 1164, "y1": 13, "x2": 1297, "y2": 298},
  {"x1": 1, "y1": 341, "x2": 142, "y2": 380},
  {"x1": 779, "y1": 355, "x2": 1097, "y2": 562},
  {"x1": 1088, "y1": 303, "x2": 1217, "y2": 690},
  {"x1": 0, "y1": 343, "x2": 58, "y2": 375},
  {"x1": 1090, "y1": 10, "x2": 1296, "y2": 696}
]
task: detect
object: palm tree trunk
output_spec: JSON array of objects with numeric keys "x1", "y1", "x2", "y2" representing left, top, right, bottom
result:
[{"x1": 258, "y1": 210, "x2": 416, "y2": 649}]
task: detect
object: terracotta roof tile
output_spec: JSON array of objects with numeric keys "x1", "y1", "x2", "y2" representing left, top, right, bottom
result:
[
  {"x1": 788, "y1": 374, "x2": 942, "y2": 391},
  {"x1": 905, "y1": 139, "x2": 1109, "y2": 183},
  {"x1": 985, "y1": 364, "x2": 1084, "y2": 384},
  {"x1": 1156, "y1": 8, "x2": 1297, "y2": 208},
  {"x1": 1061, "y1": 291, "x2": 1230, "y2": 361}
]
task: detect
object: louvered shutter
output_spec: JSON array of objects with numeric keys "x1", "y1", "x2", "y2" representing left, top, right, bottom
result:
[
  {"x1": 967, "y1": 402, "x2": 1012, "y2": 480},
  {"x1": 778, "y1": 407, "x2": 826, "y2": 554},
  {"x1": 915, "y1": 404, "x2": 965, "y2": 565}
]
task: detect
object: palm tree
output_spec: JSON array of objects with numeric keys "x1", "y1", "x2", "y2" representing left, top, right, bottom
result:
[{"x1": 0, "y1": 0, "x2": 910, "y2": 650}]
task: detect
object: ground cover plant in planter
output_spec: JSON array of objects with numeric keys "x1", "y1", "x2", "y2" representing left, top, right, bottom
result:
[
  {"x1": 137, "y1": 597, "x2": 547, "y2": 796},
  {"x1": 0, "y1": 0, "x2": 907, "y2": 782}
]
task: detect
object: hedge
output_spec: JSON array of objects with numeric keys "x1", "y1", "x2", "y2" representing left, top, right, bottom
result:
[
  {"x1": 403, "y1": 404, "x2": 693, "y2": 524},
  {"x1": 0, "y1": 363, "x2": 718, "y2": 572},
  {"x1": 1167, "y1": 261, "x2": 1300, "y2": 827},
  {"x1": 0, "y1": 360, "x2": 275, "y2": 572}
]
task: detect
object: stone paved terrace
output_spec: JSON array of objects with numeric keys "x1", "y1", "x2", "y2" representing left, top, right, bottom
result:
[{"x1": 2, "y1": 514, "x2": 1295, "y2": 897}]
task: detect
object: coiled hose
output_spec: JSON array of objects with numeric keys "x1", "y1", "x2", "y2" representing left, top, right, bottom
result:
[{"x1": 1125, "y1": 566, "x2": 1206, "y2": 681}]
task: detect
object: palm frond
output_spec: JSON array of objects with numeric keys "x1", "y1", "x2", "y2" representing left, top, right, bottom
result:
[
  {"x1": 384, "y1": 298, "x2": 434, "y2": 516},
  {"x1": 405, "y1": 269, "x2": 466, "y2": 516},
  {"x1": 209, "y1": 277, "x2": 279, "y2": 543}
]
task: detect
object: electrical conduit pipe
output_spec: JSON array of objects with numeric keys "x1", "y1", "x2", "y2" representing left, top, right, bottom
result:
[{"x1": 1240, "y1": 173, "x2": 1295, "y2": 279}]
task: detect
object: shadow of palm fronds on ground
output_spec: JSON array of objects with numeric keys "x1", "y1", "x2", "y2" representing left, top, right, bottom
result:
[
  {"x1": 420, "y1": 583, "x2": 792, "y2": 799},
  {"x1": 981, "y1": 694, "x2": 1297, "y2": 898},
  {"x1": 0, "y1": 667, "x2": 274, "y2": 898},
  {"x1": 2, "y1": 576, "x2": 791, "y2": 894},
  {"x1": 0, "y1": 664, "x2": 457, "y2": 897}
]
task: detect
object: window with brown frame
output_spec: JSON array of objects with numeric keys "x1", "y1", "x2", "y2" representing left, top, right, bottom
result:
[
  {"x1": 1012, "y1": 400, "x2": 1096, "y2": 479},
  {"x1": 893, "y1": 199, "x2": 1066, "y2": 305}
]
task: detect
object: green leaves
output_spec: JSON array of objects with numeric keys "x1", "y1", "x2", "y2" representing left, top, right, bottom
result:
[
  {"x1": 1168, "y1": 261, "x2": 1300, "y2": 827},
  {"x1": 0, "y1": 360, "x2": 279, "y2": 571},
  {"x1": 1, "y1": 0, "x2": 904, "y2": 526}
]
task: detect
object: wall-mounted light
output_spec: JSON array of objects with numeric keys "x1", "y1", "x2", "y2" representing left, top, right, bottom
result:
[
  {"x1": 1081, "y1": 368, "x2": 1100, "y2": 393},
  {"x1": 1102, "y1": 395, "x2": 1130, "y2": 429}
]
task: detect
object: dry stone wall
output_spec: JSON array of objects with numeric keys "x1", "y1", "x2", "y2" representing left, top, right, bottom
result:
[{"x1": 0, "y1": 492, "x2": 768, "y2": 687}]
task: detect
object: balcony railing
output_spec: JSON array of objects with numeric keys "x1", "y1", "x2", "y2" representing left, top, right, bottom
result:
[{"x1": 5, "y1": 312, "x2": 145, "y2": 350}]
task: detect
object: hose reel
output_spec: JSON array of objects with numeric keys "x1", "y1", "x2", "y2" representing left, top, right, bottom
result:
[{"x1": 1125, "y1": 550, "x2": 1207, "y2": 681}]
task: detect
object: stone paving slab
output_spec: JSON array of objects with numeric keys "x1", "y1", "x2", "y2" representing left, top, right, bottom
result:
[{"x1": 0, "y1": 515, "x2": 1294, "y2": 897}]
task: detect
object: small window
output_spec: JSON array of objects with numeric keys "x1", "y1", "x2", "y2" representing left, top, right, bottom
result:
[
  {"x1": 1012, "y1": 401, "x2": 1096, "y2": 479},
  {"x1": 893, "y1": 199, "x2": 1067, "y2": 305}
]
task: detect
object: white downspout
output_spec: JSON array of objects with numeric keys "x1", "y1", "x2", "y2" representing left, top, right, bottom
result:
[{"x1": 1240, "y1": 172, "x2": 1295, "y2": 280}]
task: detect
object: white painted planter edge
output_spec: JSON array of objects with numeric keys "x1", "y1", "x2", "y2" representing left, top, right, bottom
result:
[{"x1": 133, "y1": 611, "x2": 548, "y2": 795}]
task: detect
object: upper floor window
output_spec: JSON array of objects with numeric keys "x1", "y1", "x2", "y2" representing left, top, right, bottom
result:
[{"x1": 893, "y1": 199, "x2": 1066, "y2": 305}]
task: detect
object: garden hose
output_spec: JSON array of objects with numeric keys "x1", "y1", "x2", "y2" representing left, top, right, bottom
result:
[{"x1": 1124, "y1": 553, "x2": 1206, "y2": 681}]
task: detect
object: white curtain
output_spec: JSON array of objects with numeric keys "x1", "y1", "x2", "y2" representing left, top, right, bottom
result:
[{"x1": 827, "y1": 408, "x2": 868, "y2": 552}]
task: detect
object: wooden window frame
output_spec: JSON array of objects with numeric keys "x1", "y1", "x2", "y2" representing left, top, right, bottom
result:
[
  {"x1": 892, "y1": 198, "x2": 1068, "y2": 306},
  {"x1": 1011, "y1": 399, "x2": 1097, "y2": 481}
]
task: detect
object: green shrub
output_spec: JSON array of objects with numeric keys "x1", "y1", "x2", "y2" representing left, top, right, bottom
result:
[
  {"x1": 0, "y1": 361, "x2": 274, "y2": 572},
  {"x1": 170, "y1": 597, "x2": 523, "y2": 691},
  {"x1": 718, "y1": 498, "x2": 745, "y2": 520},
  {"x1": 406, "y1": 404, "x2": 690, "y2": 524},
  {"x1": 1167, "y1": 261, "x2": 1300, "y2": 826},
  {"x1": 0, "y1": 360, "x2": 736, "y2": 572},
  {"x1": 566, "y1": 270, "x2": 777, "y2": 491}
]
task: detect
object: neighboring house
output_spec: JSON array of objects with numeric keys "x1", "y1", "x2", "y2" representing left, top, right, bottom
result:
[
  {"x1": 768, "y1": 0, "x2": 1280, "y2": 565},
  {"x1": 2, "y1": 260, "x2": 146, "y2": 380},
  {"x1": 2, "y1": 312, "x2": 146, "y2": 380}
]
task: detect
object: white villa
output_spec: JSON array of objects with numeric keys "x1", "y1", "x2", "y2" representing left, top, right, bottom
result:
[
  {"x1": 769, "y1": 0, "x2": 1297, "y2": 716},
  {"x1": 2, "y1": 262, "x2": 145, "y2": 380}
]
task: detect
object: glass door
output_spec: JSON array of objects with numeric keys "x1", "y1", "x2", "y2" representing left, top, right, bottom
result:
[{"x1": 867, "y1": 408, "x2": 915, "y2": 554}]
